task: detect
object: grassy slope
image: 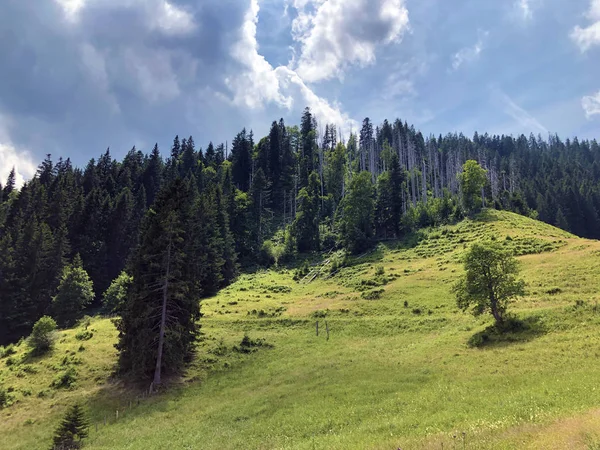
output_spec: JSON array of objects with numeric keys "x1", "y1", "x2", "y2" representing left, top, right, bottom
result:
[{"x1": 3, "y1": 210, "x2": 600, "y2": 449}]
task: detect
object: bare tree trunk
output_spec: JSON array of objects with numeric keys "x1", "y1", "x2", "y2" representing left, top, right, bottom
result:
[{"x1": 153, "y1": 235, "x2": 172, "y2": 389}]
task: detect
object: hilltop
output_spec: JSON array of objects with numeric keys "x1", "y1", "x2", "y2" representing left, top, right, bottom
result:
[{"x1": 3, "y1": 210, "x2": 600, "y2": 449}]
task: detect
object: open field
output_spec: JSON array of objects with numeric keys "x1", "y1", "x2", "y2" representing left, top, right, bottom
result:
[{"x1": 3, "y1": 210, "x2": 600, "y2": 449}]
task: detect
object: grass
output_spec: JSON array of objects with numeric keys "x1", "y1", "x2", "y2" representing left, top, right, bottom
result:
[{"x1": 2, "y1": 210, "x2": 600, "y2": 449}]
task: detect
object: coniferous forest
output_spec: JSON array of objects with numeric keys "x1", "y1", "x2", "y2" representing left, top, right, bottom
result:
[{"x1": 1, "y1": 107, "x2": 600, "y2": 380}]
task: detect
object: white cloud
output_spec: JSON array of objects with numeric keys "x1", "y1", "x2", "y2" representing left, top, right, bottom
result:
[
  {"x1": 582, "y1": 90, "x2": 600, "y2": 118},
  {"x1": 0, "y1": 144, "x2": 36, "y2": 189},
  {"x1": 226, "y1": 0, "x2": 357, "y2": 134},
  {"x1": 55, "y1": 0, "x2": 196, "y2": 36},
  {"x1": 225, "y1": 0, "x2": 292, "y2": 110},
  {"x1": 54, "y1": 0, "x2": 85, "y2": 21},
  {"x1": 0, "y1": 114, "x2": 36, "y2": 189},
  {"x1": 451, "y1": 31, "x2": 488, "y2": 71},
  {"x1": 516, "y1": 0, "x2": 532, "y2": 20},
  {"x1": 150, "y1": 1, "x2": 196, "y2": 36},
  {"x1": 290, "y1": 0, "x2": 410, "y2": 83},
  {"x1": 494, "y1": 89, "x2": 548, "y2": 134},
  {"x1": 571, "y1": 0, "x2": 600, "y2": 52}
]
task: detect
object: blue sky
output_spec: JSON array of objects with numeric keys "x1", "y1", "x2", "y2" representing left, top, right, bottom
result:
[{"x1": 1, "y1": 0, "x2": 599, "y2": 186}]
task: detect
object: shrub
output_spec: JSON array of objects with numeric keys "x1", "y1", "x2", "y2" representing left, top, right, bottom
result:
[
  {"x1": 361, "y1": 289, "x2": 384, "y2": 300},
  {"x1": 375, "y1": 265, "x2": 385, "y2": 276},
  {"x1": 51, "y1": 367, "x2": 78, "y2": 389},
  {"x1": 258, "y1": 240, "x2": 276, "y2": 267},
  {"x1": 28, "y1": 316, "x2": 57, "y2": 355},
  {"x1": 102, "y1": 271, "x2": 133, "y2": 315},
  {"x1": 74, "y1": 330, "x2": 93, "y2": 341},
  {"x1": 0, "y1": 386, "x2": 9, "y2": 408},
  {"x1": 0, "y1": 344, "x2": 16, "y2": 358}
]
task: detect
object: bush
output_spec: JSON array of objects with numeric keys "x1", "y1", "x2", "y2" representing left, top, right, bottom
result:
[
  {"x1": 257, "y1": 241, "x2": 276, "y2": 267},
  {"x1": 361, "y1": 289, "x2": 384, "y2": 300},
  {"x1": 0, "y1": 386, "x2": 10, "y2": 408},
  {"x1": 51, "y1": 367, "x2": 78, "y2": 389},
  {"x1": 0, "y1": 344, "x2": 16, "y2": 358},
  {"x1": 74, "y1": 330, "x2": 93, "y2": 341},
  {"x1": 102, "y1": 271, "x2": 133, "y2": 315},
  {"x1": 28, "y1": 316, "x2": 57, "y2": 355},
  {"x1": 375, "y1": 265, "x2": 385, "y2": 276}
]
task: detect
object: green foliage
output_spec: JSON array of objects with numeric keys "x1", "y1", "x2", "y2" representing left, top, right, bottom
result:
[
  {"x1": 51, "y1": 367, "x2": 78, "y2": 389},
  {"x1": 338, "y1": 171, "x2": 375, "y2": 254},
  {"x1": 454, "y1": 242, "x2": 526, "y2": 325},
  {"x1": 116, "y1": 179, "x2": 201, "y2": 381},
  {"x1": 74, "y1": 330, "x2": 93, "y2": 341},
  {"x1": 28, "y1": 316, "x2": 57, "y2": 355},
  {"x1": 51, "y1": 404, "x2": 89, "y2": 450},
  {"x1": 52, "y1": 256, "x2": 94, "y2": 328},
  {"x1": 0, "y1": 344, "x2": 17, "y2": 358},
  {"x1": 292, "y1": 172, "x2": 321, "y2": 253},
  {"x1": 102, "y1": 271, "x2": 133, "y2": 315},
  {"x1": 458, "y1": 160, "x2": 488, "y2": 215}
]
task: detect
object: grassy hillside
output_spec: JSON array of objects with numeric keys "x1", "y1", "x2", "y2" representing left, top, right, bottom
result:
[{"x1": 3, "y1": 210, "x2": 600, "y2": 449}]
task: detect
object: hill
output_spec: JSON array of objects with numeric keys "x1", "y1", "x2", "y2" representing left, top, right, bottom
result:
[{"x1": 3, "y1": 210, "x2": 600, "y2": 449}]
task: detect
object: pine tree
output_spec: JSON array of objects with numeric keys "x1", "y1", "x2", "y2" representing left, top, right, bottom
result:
[
  {"x1": 51, "y1": 404, "x2": 89, "y2": 450},
  {"x1": 3, "y1": 168, "x2": 16, "y2": 198},
  {"x1": 116, "y1": 179, "x2": 200, "y2": 385}
]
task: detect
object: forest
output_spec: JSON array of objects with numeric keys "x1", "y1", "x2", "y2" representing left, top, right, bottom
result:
[{"x1": 1, "y1": 106, "x2": 600, "y2": 381}]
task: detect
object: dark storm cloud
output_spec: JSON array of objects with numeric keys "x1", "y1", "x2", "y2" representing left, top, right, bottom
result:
[{"x1": 0, "y1": 0, "x2": 248, "y2": 164}]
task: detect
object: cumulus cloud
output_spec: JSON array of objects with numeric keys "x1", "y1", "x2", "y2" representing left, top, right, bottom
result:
[
  {"x1": 582, "y1": 90, "x2": 600, "y2": 118},
  {"x1": 451, "y1": 31, "x2": 489, "y2": 71},
  {"x1": 54, "y1": 0, "x2": 196, "y2": 36},
  {"x1": 226, "y1": 0, "x2": 357, "y2": 135},
  {"x1": 571, "y1": 0, "x2": 600, "y2": 52},
  {"x1": 290, "y1": 0, "x2": 410, "y2": 83},
  {"x1": 0, "y1": 0, "x2": 247, "y2": 167}
]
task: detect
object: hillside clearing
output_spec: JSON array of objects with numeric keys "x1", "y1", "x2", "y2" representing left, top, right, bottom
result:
[{"x1": 2, "y1": 210, "x2": 600, "y2": 449}]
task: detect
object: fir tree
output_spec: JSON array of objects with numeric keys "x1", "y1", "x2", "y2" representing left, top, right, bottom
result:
[
  {"x1": 51, "y1": 404, "x2": 89, "y2": 450},
  {"x1": 116, "y1": 179, "x2": 200, "y2": 385}
]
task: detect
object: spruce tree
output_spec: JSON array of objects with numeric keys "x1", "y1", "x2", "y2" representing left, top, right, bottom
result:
[
  {"x1": 51, "y1": 404, "x2": 89, "y2": 450},
  {"x1": 116, "y1": 179, "x2": 200, "y2": 386}
]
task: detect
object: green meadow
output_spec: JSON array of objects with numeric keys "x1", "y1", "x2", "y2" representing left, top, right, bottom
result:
[{"x1": 3, "y1": 210, "x2": 600, "y2": 449}]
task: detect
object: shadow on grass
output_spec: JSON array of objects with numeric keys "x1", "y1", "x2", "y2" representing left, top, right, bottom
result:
[{"x1": 467, "y1": 315, "x2": 546, "y2": 348}]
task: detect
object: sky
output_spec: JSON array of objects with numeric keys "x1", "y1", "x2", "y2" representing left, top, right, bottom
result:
[{"x1": 1, "y1": 0, "x2": 599, "y2": 187}]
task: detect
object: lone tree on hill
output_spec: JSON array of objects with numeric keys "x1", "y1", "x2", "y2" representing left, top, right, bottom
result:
[
  {"x1": 51, "y1": 404, "x2": 89, "y2": 450},
  {"x1": 458, "y1": 160, "x2": 487, "y2": 215},
  {"x1": 453, "y1": 242, "x2": 525, "y2": 326},
  {"x1": 52, "y1": 255, "x2": 94, "y2": 328},
  {"x1": 28, "y1": 316, "x2": 57, "y2": 355}
]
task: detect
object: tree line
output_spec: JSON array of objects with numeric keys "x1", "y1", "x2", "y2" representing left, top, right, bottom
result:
[{"x1": 1, "y1": 107, "x2": 598, "y2": 382}]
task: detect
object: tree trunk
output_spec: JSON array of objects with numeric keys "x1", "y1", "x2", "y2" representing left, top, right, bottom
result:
[{"x1": 153, "y1": 235, "x2": 171, "y2": 389}]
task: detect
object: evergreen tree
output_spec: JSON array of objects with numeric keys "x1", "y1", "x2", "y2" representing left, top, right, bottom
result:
[
  {"x1": 293, "y1": 172, "x2": 320, "y2": 253},
  {"x1": 51, "y1": 404, "x2": 89, "y2": 450},
  {"x1": 231, "y1": 129, "x2": 252, "y2": 192},
  {"x1": 116, "y1": 179, "x2": 200, "y2": 385},
  {"x1": 3, "y1": 168, "x2": 16, "y2": 198}
]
